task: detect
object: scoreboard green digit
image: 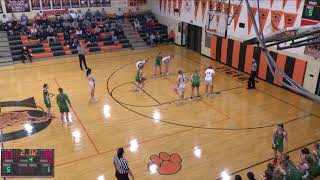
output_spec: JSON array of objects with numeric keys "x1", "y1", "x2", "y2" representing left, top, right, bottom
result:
[{"x1": 302, "y1": 0, "x2": 320, "y2": 21}]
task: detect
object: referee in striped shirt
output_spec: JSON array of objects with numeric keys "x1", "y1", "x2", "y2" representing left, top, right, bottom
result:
[{"x1": 113, "y1": 147, "x2": 134, "y2": 180}]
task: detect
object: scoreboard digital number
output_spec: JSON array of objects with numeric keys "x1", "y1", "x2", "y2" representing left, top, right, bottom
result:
[
  {"x1": 302, "y1": 0, "x2": 320, "y2": 21},
  {"x1": 1, "y1": 149, "x2": 54, "y2": 178}
]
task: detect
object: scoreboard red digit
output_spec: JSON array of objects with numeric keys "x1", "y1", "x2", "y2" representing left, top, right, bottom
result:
[{"x1": 1, "y1": 149, "x2": 54, "y2": 178}]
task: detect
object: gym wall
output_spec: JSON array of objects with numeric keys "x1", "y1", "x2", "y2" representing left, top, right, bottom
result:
[{"x1": 151, "y1": 0, "x2": 320, "y2": 95}]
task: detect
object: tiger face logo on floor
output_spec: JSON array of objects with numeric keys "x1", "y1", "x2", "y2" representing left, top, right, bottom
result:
[{"x1": 148, "y1": 152, "x2": 182, "y2": 175}]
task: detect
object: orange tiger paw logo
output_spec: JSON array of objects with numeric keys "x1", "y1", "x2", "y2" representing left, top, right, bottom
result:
[{"x1": 149, "y1": 152, "x2": 182, "y2": 175}]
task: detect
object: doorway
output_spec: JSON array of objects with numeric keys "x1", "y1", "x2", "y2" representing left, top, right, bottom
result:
[{"x1": 184, "y1": 24, "x2": 202, "y2": 53}]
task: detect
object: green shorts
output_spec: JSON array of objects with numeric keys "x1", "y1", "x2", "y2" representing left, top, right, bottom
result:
[
  {"x1": 273, "y1": 143, "x2": 284, "y2": 153},
  {"x1": 59, "y1": 106, "x2": 69, "y2": 113},
  {"x1": 155, "y1": 59, "x2": 161, "y2": 66},
  {"x1": 45, "y1": 102, "x2": 51, "y2": 108},
  {"x1": 192, "y1": 82, "x2": 200, "y2": 88}
]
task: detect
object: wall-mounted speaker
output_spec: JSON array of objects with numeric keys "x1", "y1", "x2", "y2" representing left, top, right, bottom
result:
[{"x1": 239, "y1": 23, "x2": 245, "y2": 28}]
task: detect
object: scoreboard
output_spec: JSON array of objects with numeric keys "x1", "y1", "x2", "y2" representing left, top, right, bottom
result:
[
  {"x1": 302, "y1": 0, "x2": 320, "y2": 21},
  {"x1": 1, "y1": 149, "x2": 54, "y2": 178}
]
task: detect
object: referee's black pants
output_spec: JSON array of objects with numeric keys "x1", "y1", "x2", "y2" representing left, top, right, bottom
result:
[
  {"x1": 248, "y1": 71, "x2": 257, "y2": 89},
  {"x1": 78, "y1": 54, "x2": 88, "y2": 70},
  {"x1": 115, "y1": 171, "x2": 129, "y2": 180}
]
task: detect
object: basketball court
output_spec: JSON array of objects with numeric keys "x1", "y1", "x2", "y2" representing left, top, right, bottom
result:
[{"x1": 0, "y1": 44, "x2": 319, "y2": 179}]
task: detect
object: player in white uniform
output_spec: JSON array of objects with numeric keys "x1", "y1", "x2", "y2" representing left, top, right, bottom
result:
[
  {"x1": 162, "y1": 55, "x2": 174, "y2": 75},
  {"x1": 204, "y1": 65, "x2": 215, "y2": 96},
  {"x1": 87, "y1": 68, "x2": 96, "y2": 102},
  {"x1": 175, "y1": 70, "x2": 188, "y2": 103},
  {"x1": 136, "y1": 59, "x2": 147, "y2": 71}
]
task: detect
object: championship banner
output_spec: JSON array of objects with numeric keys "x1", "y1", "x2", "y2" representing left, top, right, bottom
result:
[
  {"x1": 42, "y1": 0, "x2": 52, "y2": 10},
  {"x1": 0, "y1": 3, "x2": 2, "y2": 13},
  {"x1": 70, "y1": 0, "x2": 80, "y2": 8},
  {"x1": 168, "y1": 0, "x2": 172, "y2": 14},
  {"x1": 31, "y1": 0, "x2": 41, "y2": 10},
  {"x1": 232, "y1": 4, "x2": 242, "y2": 31},
  {"x1": 160, "y1": 0, "x2": 162, "y2": 11},
  {"x1": 296, "y1": 0, "x2": 302, "y2": 12},
  {"x1": 223, "y1": 2, "x2": 229, "y2": 14},
  {"x1": 284, "y1": 12, "x2": 297, "y2": 29},
  {"x1": 80, "y1": 0, "x2": 88, "y2": 7},
  {"x1": 5, "y1": 0, "x2": 30, "y2": 13},
  {"x1": 178, "y1": 0, "x2": 182, "y2": 16},
  {"x1": 62, "y1": 0, "x2": 70, "y2": 8},
  {"x1": 247, "y1": 7, "x2": 257, "y2": 35},
  {"x1": 259, "y1": 8, "x2": 270, "y2": 32},
  {"x1": 201, "y1": 0, "x2": 208, "y2": 21},
  {"x1": 271, "y1": 10, "x2": 283, "y2": 32},
  {"x1": 194, "y1": 0, "x2": 200, "y2": 19},
  {"x1": 282, "y1": 0, "x2": 287, "y2": 9},
  {"x1": 52, "y1": 0, "x2": 61, "y2": 9}
]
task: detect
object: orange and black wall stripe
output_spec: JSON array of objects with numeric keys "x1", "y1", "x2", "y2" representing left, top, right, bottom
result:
[{"x1": 210, "y1": 36, "x2": 307, "y2": 86}]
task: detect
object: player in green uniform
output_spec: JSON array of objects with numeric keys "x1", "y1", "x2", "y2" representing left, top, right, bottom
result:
[
  {"x1": 153, "y1": 52, "x2": 162, "y2": 77},
  {"x1": 281, "y1": 154, "x2": 303, "y2": 180},
  {"x1": 56, "y1": 88, "x2": 72, "y2": 125},
  {"x1": 272, "y1": 124, "x2": 288, "y2": 164},
  {"x1": 190, "y1": 70, "x2": 200, "y2": 100},
  {"x1": 135, "y1": 68, "x2": 145, "y2": 92},
  {"x1": 43, "y1": 84, "x2": 54, "y2": 119}
]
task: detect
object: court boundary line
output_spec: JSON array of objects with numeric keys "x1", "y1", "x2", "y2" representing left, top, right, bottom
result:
[
  {"x1": 107, "y1": 61, "x2": 314, "y2": 130},
  {"x1": 111, "y1": 80, "x2": 245, "y2": 107},
  {"x1": 132, "y1": 82, "x2": 161, "y2": 105},
  {"x1": 54, "y1": 78, "x2": 100, "y2": 154},
  {"x1": 55, "y1": 127, "x2": 195, "y2": 167},
  {"x1": 181, "y1": 54, "x2": 320, "y2": 117}
]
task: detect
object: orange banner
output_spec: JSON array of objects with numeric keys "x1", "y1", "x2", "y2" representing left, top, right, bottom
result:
[
  {"x1": 284, "y1": 12, "x2": 297, "y2": 29},
  {"x1": 247, "y1": 7, "x2": 257, "y2": 35},
  {"x1": 270, "y1": 0, "x2": 275, "y2": 7},
  {"x1": 209, "y1": 0, "x2": 215, "y2": 11},
  {"x1": 164, "y1": 0, "x2": 167, "y2": 13},
  {"x1": 223, "y1": 3, "x2": 230, "y2": 14},
  {"x1": 259, "y1": 8, "x2": 270, "y2": 32},
  {"x1": 160, "y1": 0, "x2": 162, "y2": 11},
  {"x1": 178, "y1": 0, "x2": 182, "y2": 16},
  {"x1": 201, "y1": 0, "x2": 208, "y2": 21},
  {"x1": 296, "y1": 0, "x2": 302, "y2": 12},
  {"x1": 232, "y1": 4, "x2": 242, "y2": 31},
  {"x1": 271, "y1": 10, "x2": 283, "y2": 32},
  {"x1": 168, "y1": 0, "x2": 172, "y2": 14},
  {"x1": 195, "y1": 0, "x2": 200, "y2": 19},
  {"x1": 282, "y1": 0, "x2": 287, "y2": 9}
]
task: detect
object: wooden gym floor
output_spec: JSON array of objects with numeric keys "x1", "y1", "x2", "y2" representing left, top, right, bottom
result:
[{"x1": 0, "y1": 45, "x2": 320, "y2": 179}]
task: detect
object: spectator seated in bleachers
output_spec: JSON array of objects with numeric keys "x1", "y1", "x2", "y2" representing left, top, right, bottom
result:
[
  {"x1": 116, "y1": 8, "x2": 124, "y2": 22},
  {"x1": 112, "y1": 31, "x2": 119, "y2": 45},
  {"x1": 149, "y1": 33, "x2": 156, "y2": 47},
  {"x1": 134, "y1": 18, "x2": 141, "y2": 31},
  {"x1": 20, "y1": 13, "x2": 29, "y2": 26},
  {"x1": 21, "y1": 46, "x2": 32, "y2": 63},
  {"x1": 155, "y1": 32, "x2": 162, "y2": 45},
  {"x1": 85, "y1": 9, "x2": 93, "y2": 19}
]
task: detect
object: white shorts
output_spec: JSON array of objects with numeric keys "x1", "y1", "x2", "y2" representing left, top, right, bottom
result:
[
  {"x1": 177, "y1": 84, "x2": 186, "y2": 93},
  {"x1": 89, "y1": 81, "x2": 95, "y2": 91},
  {"x1": 205, "y1": 78, "x2": 213, "y2": 86}
]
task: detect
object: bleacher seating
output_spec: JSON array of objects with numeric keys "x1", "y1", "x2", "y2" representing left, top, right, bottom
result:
[{"x1": 4, "y1": 12, "x2": 168, "y2": 62}]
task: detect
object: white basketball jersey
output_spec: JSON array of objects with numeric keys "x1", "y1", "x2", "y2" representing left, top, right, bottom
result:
[{"x1": 205, "y1": 69, "x2": 215, "y2": 80}]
